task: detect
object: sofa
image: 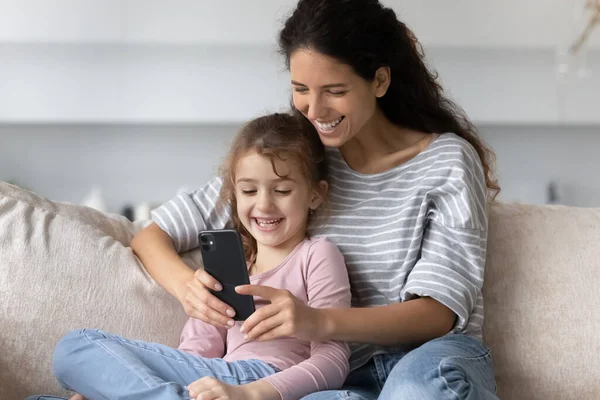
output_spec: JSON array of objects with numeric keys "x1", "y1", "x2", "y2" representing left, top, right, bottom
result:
[{"x1": 1, "y1": 181, "x2": 599, "y2": 400}]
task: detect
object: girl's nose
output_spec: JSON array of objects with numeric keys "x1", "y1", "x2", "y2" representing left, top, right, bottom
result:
[{"x1": 256, "y1": 191, "x2": 273, "y2": 211}]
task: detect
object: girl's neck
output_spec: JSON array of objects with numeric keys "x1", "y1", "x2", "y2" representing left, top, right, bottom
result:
[
  {"x1": 250, "y1": 232, "x2": 307, "y2": 276},
  {"x1": 340, "y1": 108, "x2": 432, "y2": 174}
]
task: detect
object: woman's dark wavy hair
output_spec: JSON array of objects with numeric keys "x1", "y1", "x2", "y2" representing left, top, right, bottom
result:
[{"x1": 279, "y1": 0, "x2": 500, "y2": 198}]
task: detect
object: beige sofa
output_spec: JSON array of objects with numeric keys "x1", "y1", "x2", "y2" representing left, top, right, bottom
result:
[{"x1": 1, "y1": 181, "x2": 599, "y2": 400}]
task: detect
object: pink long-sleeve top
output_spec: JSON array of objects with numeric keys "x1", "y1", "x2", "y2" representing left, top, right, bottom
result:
[{"x1": 178, "y1": 236, "x2": 351, "y2": 400}]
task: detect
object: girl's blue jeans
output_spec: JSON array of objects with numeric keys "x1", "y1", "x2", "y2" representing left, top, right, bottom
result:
[
  {"x1": 25, "y1": 328, "x2": 278, "y2": 400},
  {"x1": 26, "y1": 330, "x2": 498, "y2": 400}
]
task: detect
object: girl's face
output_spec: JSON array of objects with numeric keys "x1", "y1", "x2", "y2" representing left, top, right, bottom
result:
[
  {"x1": 290, "y1": 49, "x2": 389, "y2": 148},
  {"x1": 234, "y1": 150, "x2": 324, "y2": 253}
]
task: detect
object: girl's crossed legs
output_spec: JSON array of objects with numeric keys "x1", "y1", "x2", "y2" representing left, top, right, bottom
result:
[{"x1": 26, "y1": 329, "x2": 277, "y2": 400}]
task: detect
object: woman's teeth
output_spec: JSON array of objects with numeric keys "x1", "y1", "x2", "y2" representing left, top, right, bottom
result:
[{"x1": 316, "y1": 116, "x2": 344, "y2": 131}]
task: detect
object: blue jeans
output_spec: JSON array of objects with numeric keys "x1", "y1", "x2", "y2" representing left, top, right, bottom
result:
[
  {"x1": 26, "y1": 329, "x2": 278, "y2": 400},
  {"x1": 300, "y1": 334, "x2": 498, "y2": 400}
]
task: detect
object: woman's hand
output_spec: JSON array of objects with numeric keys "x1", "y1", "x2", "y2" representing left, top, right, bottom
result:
[
  {"x1": 187, "y1": 377, "x2": 280, "y2": 400},
  {"x1": 183, "y1": 269, "x2": 237, "y2": 328},
  {"x1": 236, "y1": 285, "x2": 329, "y2": 342}
]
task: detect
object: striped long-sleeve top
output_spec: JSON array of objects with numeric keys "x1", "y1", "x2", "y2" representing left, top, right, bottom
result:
[{"x1": 151, "y1": 132, "x2": 488, "y2": 382}]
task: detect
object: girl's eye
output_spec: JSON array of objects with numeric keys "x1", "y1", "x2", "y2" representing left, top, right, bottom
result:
[
  {"x1": 241, "y1": 189, "x2": 257, "y2": 195},
  {"x1": 275, "y1": 190, "x2": 292, "y2": 195}
]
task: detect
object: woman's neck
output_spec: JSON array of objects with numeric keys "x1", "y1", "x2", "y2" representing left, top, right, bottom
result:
[{"x1": 340, "y1": 108, "x2": 433, "y2": 174}]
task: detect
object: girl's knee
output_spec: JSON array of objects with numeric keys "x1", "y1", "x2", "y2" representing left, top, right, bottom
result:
[{"x1": 52, "y1": 329, "x2": 103, "y2": 382}]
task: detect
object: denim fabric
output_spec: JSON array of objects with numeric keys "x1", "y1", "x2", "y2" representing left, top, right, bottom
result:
[
  {"x1": 300, "y1": 334, "x2": 498, "y2": 400},
  {"x1": 26, "y1": 329, "x2": 278, "y2": 400}
]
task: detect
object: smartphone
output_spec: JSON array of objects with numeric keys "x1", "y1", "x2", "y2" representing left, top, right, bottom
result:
[{"x1": 198, "y1": 229, "x2": 256, "y2": 321}]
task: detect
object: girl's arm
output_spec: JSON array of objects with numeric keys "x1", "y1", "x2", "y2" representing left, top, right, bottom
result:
[
  {"x1": 250, "y1": 239, "x2": 352, "y2": 400},
  {"x1": 178, "y1": 317, "x2": 227, "y2": 358}
]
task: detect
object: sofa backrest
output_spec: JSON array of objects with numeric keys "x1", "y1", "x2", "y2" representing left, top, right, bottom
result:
[
  {"x1": 0, "y1": 183, "x2": 195, "y2": 399},
  {"x1": 484, "y1": 202, "x2": 600, "y2": 400},
  {"x1": 2, "y1": 182, "x2": 600, "y2": 399}
]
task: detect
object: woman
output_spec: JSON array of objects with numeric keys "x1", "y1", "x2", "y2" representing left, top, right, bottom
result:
[{"x1": 130, "y1": 0, "x2": 500, "y2": 399}]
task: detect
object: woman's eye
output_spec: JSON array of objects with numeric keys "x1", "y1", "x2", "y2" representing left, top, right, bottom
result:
[
  {"x1": 328, "y1": 90, "x2": 347, "y2": 96},
  {"x1": 293, "y1": 87, "x2": 308, "y2": 93}
]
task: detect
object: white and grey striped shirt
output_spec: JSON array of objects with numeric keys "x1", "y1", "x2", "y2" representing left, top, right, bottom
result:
[{"x1": 151, "y1": 132, "x2": 488, "y2": 371}]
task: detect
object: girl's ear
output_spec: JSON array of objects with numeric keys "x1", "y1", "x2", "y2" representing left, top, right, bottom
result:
[{"x1": 309, "y1": 180, "x2": 328, "y2": 210}]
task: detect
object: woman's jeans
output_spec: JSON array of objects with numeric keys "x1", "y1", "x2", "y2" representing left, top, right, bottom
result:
[
  {"x1": 25, "y1": 329, "x2": 278, "y2": 400},
  {"x1": 301, "y1": 333, "x2": 498, "y2": 400},
  {"x1": 26, "y1": 331, "x2": 498, "y2": 400}
]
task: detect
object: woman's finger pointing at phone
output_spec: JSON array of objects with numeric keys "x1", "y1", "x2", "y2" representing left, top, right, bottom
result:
[{"x1": 237, "y1": 284, "x2": 326, "y2": 342}]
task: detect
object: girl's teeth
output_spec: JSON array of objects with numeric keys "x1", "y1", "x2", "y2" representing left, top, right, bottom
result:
[{"x1": 256, "y1": 218, "x2": 282, "y2": 226}]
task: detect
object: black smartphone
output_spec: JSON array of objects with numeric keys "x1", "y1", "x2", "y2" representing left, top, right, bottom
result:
[{"x1": 198, "y1": 229, "x2": 256, "y2": 321}]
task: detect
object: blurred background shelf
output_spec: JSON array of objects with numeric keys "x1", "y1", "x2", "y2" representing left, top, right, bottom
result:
[{"x1": 0, "y1": 43, "x2": 598, "y2": 126}]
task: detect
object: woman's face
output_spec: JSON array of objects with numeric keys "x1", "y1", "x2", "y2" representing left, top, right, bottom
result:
[{"x1": 290, "y1": 49, "x2": 388, "y2": 148}]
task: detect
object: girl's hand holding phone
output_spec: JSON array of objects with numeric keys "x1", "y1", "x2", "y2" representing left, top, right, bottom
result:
[
  {"x1": 236, "y1": 284, "x2": 328, "y2": 342},
  {"x1": 183, "y1": 269, "x2": 237, "y2": 328}
]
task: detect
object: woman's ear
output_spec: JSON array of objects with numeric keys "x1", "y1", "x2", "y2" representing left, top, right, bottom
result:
[
  {"x1": 373, "y1": 66, "x2": 391, "y2": 98},
  {"x1": 309, "y1": 180, "x2": 328, "y2": 210}
]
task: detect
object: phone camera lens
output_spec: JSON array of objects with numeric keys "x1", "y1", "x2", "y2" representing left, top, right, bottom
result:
[
  {"x1": 202, "y1": 244, "x2": 210, "y2": 251},
  {"x1": 200, "y1": 236, "x2": 208, "y2": 243}
]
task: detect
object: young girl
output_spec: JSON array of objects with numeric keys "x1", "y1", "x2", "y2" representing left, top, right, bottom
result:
[{"x1": 32, "y1": 113, "x2": 351, "y2": 400}]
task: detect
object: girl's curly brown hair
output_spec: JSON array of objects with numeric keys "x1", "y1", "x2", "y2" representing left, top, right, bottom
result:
[{"x1": 219, "y1": 112, "x2": 328, "y2": 265}]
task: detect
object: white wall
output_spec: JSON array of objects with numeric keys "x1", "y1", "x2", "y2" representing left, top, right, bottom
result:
[
  {"x1": 2, "y1": 0, "x2": 599, "y2": 49},
  {"x1": 0, "y1": 44, "x2": 290, "y2": 123},
  {"x1": 0, "y1": 124, "x2": 238, "y2": 212},
  {"x1": 479, "y1": 125, "x2": 600, "y2": 207},
  {"x1": 2, "y1": 122, "x2": 600, "y2": 212},
  {"x1": 2, "y1": 2, "x2": 600, "y2": 211}
]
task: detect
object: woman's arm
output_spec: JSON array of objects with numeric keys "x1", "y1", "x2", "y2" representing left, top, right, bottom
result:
[
  {"x1": 319, "y1": 297, "x2": 455, "y2": 347},
  {"x1": 132, "y1": 223, "x2": 236, "y2": 327},
  {"x1": 243, "y1": 176, "x2": 487, "y2": 348},
  {"x1": 131, "y1": 178, "x2": 237, "y2": 327},
  {"x1": 131, "y1": 223, "x2": 194, "y2": 303}
]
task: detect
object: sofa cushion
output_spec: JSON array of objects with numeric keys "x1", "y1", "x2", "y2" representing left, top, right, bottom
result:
[
  {"x1": 0, "y1": 182, "x2": 193, "y2": 399},
  {"x1": 484, "y1": 202, "x2": 600, "y2": 400}
]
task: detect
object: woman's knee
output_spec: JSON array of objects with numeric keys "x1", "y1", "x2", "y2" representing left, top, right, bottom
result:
[
  {"x1": 380, "y1": 335, "x2": 496, "y2": 400},
  {"x1": 380, "y1": 355, "x2": 442, "y2": 399},
  {"x1": 301, "y1": 390, "x2": 373, "y2": 400}
]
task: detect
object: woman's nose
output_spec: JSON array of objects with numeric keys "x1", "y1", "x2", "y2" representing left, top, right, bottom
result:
[{"x1": 305, "y1": 94, "x2": 325, "y2": 121}]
